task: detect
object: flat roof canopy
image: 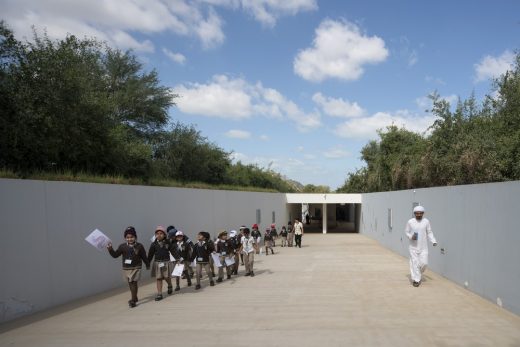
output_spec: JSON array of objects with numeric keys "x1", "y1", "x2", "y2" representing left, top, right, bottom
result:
[{"x1": 285, "y1": 193, "x2": 362, "y2": 204}]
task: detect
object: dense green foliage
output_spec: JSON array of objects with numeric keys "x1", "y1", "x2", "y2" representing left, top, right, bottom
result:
[
  {"x1": 0, "y1": 22, "x2": 296, "y2": 192},
  {"x1": 338, "y1": 52, "x2": 520, "y2": 193},
  {"x1": 302, "y1": 184, "x2": 331, "y2": 193}
]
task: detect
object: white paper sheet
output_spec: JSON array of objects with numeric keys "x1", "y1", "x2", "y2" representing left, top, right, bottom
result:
[
  {"x1": 211, "y1": 253, "x2": 223, "y2": 267},
  {"x1": 172, "y1": 263, "x2": 184, "y2": 277},
  {"x1": 85, "y1": 229, "x2": 112, "y2": 252},
  {"x1": 224, "y1": 256, "x2": 235, "y2": 266}
]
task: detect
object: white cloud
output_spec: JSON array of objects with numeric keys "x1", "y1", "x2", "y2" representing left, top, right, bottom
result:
[
  {"x1": 474, "y1": 50, "x2": 515, "y2": 82},
  {"x1": 225, "y1": 129, "x2": 251, "y2": 139},
  {"x1": 2, "y1": 0, "x2": 221, "y2": 51},
  {"x1": 194, "y1": 8, "x2": 225, "y2": 49},
  {"x1": 323, "y1": 148, "x2": 350, "y2": 159},
  {"x1": 408, "y1": 50, "x2": 418, "y2": 66},
  {"x1": 175, "y1": 75, "x2": 252, "y2": 119},
  {"x1": 239, "y1": 0, "x2": 317, "y2": 27},
  {"x1": 4, "y1": 0, "x2": 315, "y2": 51},
  {"x1": 174, "y1": 75, "x2": 322, "y2": 131},
  {"x1": 162, "y1": 48, "x2": 186, "y2": 64},
  {"x1": 334, "y1": 110, "x2": 436, "y2": 140},
  {"x1": 294, "y1": 19, "x2": 389, "y2": 82},
  {"x1": 396, "y1": 36, "x2": 418, "y2": 67},
  {"x1": 259, "y1": 134, "x2": 270, "y2": 141},
  {"x1": 415, "y1": 94, "x2": 458, "y2": 112},
  {"x1": 229, "y1": 151, "x2": 248, "y2": 163},
  {"x1": 425, "y1": 75, "x2": 446, "y2": 85},
  {"x1": 312, "y1": 92, "x2": 365, "y2": 118}
]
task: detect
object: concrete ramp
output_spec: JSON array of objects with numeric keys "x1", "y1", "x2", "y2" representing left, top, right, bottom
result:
[{"x1": 1, "y1": 234, "x2": 519, "y2": 346}]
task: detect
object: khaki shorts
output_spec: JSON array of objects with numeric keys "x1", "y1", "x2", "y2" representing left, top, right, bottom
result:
[
  {"x1": 123, "y1": 268, "x2": 141, "y2": 282},
  {"x1": 151, "y1": 261, "x2": 173, "y2": 279}
]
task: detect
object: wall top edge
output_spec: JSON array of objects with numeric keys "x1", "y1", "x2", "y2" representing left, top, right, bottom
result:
[{"x1": 285, "y1": 193, "x2": 362, "y2": 204}]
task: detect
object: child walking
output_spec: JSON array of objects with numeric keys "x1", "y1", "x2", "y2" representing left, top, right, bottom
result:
[
  {"x1": 216, "y1": 231, "x2": 234, "y2": 282},
  {"x1": 107, "y1": 226, "x2": 149, "y2": 308},
  {"x1": 264, "y1": 227, "x2": 274, "y2": 255},
  {"x1": 229, "y1": 230, "x2": 241, "y2": 275},
  {"x1": 270, "y1": 224, "x2": 278, "y2": 247},
  {"x1": 239, "y1": 228, "x2": 258, "y2": 277},
  {"x1": 251, "y1": 224, "x2": 262, "y2": 254},
  {"x1": 287, "y1": 221, "x2": 294, "y2": 247},
  {"x1": 280, "y1": 226, "x2": 288, "y2": 247},
  {"x1": 170, "y1": 230, "x2": 193, "y2": 290},
  {"x1": 148, "y1": 225, "x2": 174, "y2": 301},
  {"x1": 191, "y1": 231, "x2": 215, "y2": 290}
]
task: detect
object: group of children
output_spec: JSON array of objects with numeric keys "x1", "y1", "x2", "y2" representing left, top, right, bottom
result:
[{"x1": 108, "y1": 222, "x2": 298, "y2": 308}]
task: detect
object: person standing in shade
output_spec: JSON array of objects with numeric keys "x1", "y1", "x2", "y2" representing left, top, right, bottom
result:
[
  {"x1": 405, "y1": 205, "x2": 437, "y2": 287},
  {"x1": 294, "y1": 218, "x2": 304, "y2": 248},
  {"x1": 280, "y1": 226, "x2": 288, "y2": 247},
  {"x1": 287, "y1": 221, "x2": 294, "y2": 247}
]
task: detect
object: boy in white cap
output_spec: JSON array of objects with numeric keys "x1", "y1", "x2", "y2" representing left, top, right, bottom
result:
[{"x1": 405, "y1": 205, "x2": 438, "y2": 287}]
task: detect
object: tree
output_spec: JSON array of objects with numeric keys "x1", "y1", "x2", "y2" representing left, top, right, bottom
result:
[
  {"x1": 302, "y1": 184, "x2": 330, "y2": 193},
  {"x1": 152, "y1": 123, "x2": 231, "y2": 184},
  {"x1": 0, "y1": 22, "x2": 175, "y2": 177},
  {"x1": 339, "y1": 51, "x2": 520, "y2": 192}
]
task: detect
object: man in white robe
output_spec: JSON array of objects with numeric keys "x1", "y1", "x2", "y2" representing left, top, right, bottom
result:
[{"x1": 405, "y1": 205, "x2": 437, "y2": 287}]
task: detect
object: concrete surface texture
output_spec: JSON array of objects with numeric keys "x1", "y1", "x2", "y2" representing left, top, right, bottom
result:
[{"x1": 1, "y1": 234, "x2": 519, "y2": 347}]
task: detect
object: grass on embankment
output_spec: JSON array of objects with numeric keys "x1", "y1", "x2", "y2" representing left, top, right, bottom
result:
[{"x1": 0, "y1": 169, "x2": 281, "y2": 193}]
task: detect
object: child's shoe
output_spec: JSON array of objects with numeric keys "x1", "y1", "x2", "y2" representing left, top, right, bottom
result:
[
  {"x1": 250, "y1": 271, "x2": 255, "y2": 277},
  {"x1": 216, "y1": 278, "x2": 223, "y2": 283},
  {"x1": 210, "y1": 281, "x2": 215, "y2": 286},
  {"x1": 167, "y1": 286, "x2": 173, "y2": 294},
  {"x1": 128, "y1": 300, "x2": 136, "y2": 308},
  {"x1": 195, "y1": 284, "x2": 201, "y2": 290},
  {"x1": 155, "y1": 294, "x2": 163, "y2": 301},
  {"x1": 175, "y1": 286, "x2": 181, "y2": 291},
  {"x1": 227, "y1": 274, "x2": 231, "y2": 279}
]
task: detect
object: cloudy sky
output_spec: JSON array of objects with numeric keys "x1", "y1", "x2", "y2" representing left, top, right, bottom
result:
[{"x1": 3, "y1": 0, "x2": 519, "y2": 189}]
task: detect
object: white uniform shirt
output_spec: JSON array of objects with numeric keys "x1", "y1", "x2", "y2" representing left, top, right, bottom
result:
[
  {"x1": 241, "y1": 236, "x2": 256, "y2": 254},
  {"x1": 405, "y1": 217, "x2": 436, "y2": 252},
  {"x1": 294, "y1": 222, "x2": 304, "y2": 235}
]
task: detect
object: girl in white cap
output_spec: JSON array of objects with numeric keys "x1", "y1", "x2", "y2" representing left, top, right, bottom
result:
[
  {"x1": 148, "y1": 226, "x2": 174, "y2": 301},
  {"x1": 170, "y1": 230, "x2": 193, "y2": 290},
  {"x1": 405, "y1": 206, "x2": 438, "y2": 287}
]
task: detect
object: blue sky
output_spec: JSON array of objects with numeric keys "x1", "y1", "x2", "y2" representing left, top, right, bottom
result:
[{"x1": 3, "y1": 0, "x2": 519, "y2": 189}]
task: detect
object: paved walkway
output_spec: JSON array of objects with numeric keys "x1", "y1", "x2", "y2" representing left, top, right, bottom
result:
[{"x1": 1, "y1": 234, "x2": 520, "y2": 347}]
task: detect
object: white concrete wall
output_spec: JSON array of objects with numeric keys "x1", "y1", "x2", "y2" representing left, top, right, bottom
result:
[
  {"x1": 360, "y1": 181, "x2": 520, "y2": 316},
  {"x1": 0, "y1": 179, "x2": 287, "y2": 322},
  {"x1": 2, "y1": 178, "x2": 519, "y2": 321}
]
